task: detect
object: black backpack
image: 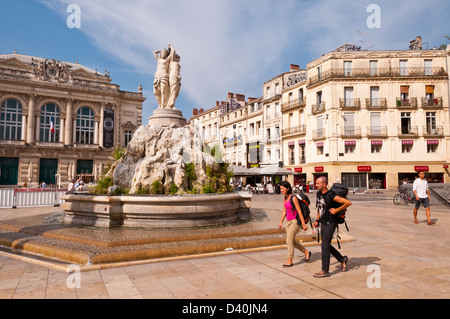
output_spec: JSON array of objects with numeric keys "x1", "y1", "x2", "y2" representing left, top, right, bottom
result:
[
  {"x1": 329, "y1": 183, "x2": 350, "y2": 248},
  {"x1": 330, "y1": 183, "x2": 349, "y2": 226},
  {"x1": 290, "y1": 193, "x2": 311, "y2": 226}
]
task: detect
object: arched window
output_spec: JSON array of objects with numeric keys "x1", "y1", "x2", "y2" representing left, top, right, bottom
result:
[
  {"x1": 0, "y1": 99, "x2": 23, "y2": 141},
  {"x1": 76, "y1": 107, "x2": 95, "y2": 144},
  {"x1": 40, "y1": 103, "x2": 61, "y2": 142}
]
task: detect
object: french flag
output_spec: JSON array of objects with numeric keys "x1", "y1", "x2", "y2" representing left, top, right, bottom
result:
[{"x1": 50, "y1": 116, "x2": 55, "y2": 134}]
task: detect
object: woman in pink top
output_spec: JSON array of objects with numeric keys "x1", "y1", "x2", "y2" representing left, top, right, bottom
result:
[{"x1": 279, "y1": 181, "x2": 311, "y2": 267}]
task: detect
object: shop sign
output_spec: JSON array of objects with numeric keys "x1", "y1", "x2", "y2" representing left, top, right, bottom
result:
[
  {"x1": 414, "y1": 166, "x2": 429, "y2": 172},
  {"x1": 294, "y1": 168, "x2": 303, "y2": 173},
  {"x1": 223, "y1": 135, "x2": 242, "y2": 146},
  {"x1": 358, "y1": 166, "x2": 372, "y2": 172},
  {"x1": 314, "y1": 166, "x2": 324, "y2": 172},
  {"x1": 371, "y1": 140, "x2": 383, "y2": 145}
]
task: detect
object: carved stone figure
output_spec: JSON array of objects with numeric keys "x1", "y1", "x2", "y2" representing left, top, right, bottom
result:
[
  {"x1": 31, "y1": 58, "x2": 72, "y2": 83},
  {"x1": 153, "y1": 44, "x2": 181, "y2": 109},
  {"x1": 167, "y1": 53, "x2": 181, "y2": 109}
]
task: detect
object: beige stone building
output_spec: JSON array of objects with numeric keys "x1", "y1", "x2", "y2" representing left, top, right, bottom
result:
[
  {"x1": 298, "y1": 43, "x2": 450, "y2": 189},
  {"x1": 281, "y1": 67, "x2": 308, "y2": 185},
  {"x1": 191, "y1": 43, "x2": 450, "y2": 190},
  {"x1": 0, "y1": 53, "x2": 145, "y2": 187}
]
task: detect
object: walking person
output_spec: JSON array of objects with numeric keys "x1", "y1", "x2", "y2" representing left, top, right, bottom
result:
[
  {"x1": 279, "y1": 181, "x2": 311, "y2": 267},
  {"x1": 312, "y1": 177, "x2": 352, "y2": 278},
  {"x1": 413, "y1": 171, "x2": 435, "y2": 225}
]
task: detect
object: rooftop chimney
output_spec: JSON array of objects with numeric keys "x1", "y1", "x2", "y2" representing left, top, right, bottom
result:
[
  {"x1": 193, "y1": 108, "x2": 199, "y2": 116},
  {"x1": 236, "y1": 94, "x2": 245, "y2": 102},
  {"x1": 290, "y1": 64, "x2": 300, "y2": 71}
]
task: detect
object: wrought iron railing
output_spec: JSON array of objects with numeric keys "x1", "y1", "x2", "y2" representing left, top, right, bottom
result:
[{"x1": 307, "y1": 67, "x2": 447, "y2": 87}]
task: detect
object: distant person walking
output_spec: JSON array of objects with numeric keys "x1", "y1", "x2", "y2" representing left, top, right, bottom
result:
[
  {"x1": 312, "y1": 177, "x2": 352, "y2": 278},
  {"x1": 279, "y1": 181, "x2": 311, "y2": 267},
  {"x1": 413, "y1": 171, "x2": 435, "y2": 225}
]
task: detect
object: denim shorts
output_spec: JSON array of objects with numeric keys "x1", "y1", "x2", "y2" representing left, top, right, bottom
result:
[{"x1": 415, "y1": 197, "x2": 430, "y2": 209}]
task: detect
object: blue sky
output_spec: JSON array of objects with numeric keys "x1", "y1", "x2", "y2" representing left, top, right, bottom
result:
[{"x1": 1, "y1": 0, "x2": 449, "y2": 122}]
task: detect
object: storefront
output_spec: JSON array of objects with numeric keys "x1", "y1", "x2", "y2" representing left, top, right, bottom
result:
[
  {"x1": 398, "y1": 166, "x2": 444, "y2": 185},
  {"x1": 341, "y1": 166, "x2": 386, "y2": 190},
  {"x1": 293, "y1": 167, "x2": 307, "y2": 188}
]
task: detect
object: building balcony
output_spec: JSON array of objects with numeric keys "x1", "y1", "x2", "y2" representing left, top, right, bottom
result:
[
  {"x1": 265, "y1": 137, "x2": 281, "y2": 146},
  {"x1": 423, "y1": 125, "x2": 444, "y2": 138},
  {"x1": 396, "y1": 97, "x2": 418, "y2": 109},
  {"x1": 366, "y1": 98, "x2": 387, "y2": 110},
  {"x1": 398, "y1": 126, "x2": 419, "y2": 138},
  {"x1": 307, "y1": 67, "x2": 448, "y2": 87},
  {"x1": 367, "y1": 126, "x2": 388, "y2": 138},
  {"x1": 281, "y1": 98, "x2": 306, "y2": 112},
  {"x1": 312, "y1": 102, "x2": 325, "y2": 114},
  {"x1": 421, "y1": 97, "x2": 443, "y2": 109},
  {"x1": 339, "y1": 98, "x2": 361, "y2": 110},
  {"x1": 341, "y1": 126, "x2": 361, "y2": 138},
  {"x1": 312, "y1": 128, "x2": 325, "y2": 140},
  {"x1": 282, "y1": 125, "x2": 306, "y2": 137}
]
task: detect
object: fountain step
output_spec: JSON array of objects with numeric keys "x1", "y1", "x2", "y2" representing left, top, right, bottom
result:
[
  {"x1": 0, "y1": 225, "x2": 354, "y2": 268},
  {"x1": 0, "y1": 210, "x2": 355, "y2": 268}
]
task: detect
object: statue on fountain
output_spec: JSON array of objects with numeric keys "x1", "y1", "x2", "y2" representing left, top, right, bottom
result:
[{"x1": 149, "y1": 44, "x2": 186, "y2": 126}]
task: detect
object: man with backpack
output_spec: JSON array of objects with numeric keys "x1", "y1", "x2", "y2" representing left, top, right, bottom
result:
[{"x1": 312, "y1": 176, "x2": 352, "y2": 278}]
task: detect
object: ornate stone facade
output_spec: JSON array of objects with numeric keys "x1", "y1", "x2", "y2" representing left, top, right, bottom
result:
[{"x1": 0, "y1": 53, "x2": 145, "y2": 187}]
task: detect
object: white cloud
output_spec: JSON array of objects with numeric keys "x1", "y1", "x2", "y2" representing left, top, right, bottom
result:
[{"x1": 47, "y1": 0, "x2": 304, "y2": 113}]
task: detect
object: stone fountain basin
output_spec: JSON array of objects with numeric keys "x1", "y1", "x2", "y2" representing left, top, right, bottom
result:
[{"x1": 61, "y1": 193, "x2": 252, "y2": 229}]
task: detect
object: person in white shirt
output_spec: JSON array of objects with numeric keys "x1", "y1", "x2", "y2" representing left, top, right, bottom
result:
[
  {"x1": 68, "y1": 179, "x2": 75, "y2": 192},
  {"x1": 412, "y1": 171, "x2": 435, "y2": 225}
]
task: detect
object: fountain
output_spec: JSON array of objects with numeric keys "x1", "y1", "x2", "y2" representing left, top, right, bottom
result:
[{"x1": 61, "y1": 45, "x2": 252, "y2": 229}]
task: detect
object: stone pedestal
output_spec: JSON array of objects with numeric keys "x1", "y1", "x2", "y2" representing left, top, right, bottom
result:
[{"x1": 148, "y1": 108, "x2": 187, "y2": 127}]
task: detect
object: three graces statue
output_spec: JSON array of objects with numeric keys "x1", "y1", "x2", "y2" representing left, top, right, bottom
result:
[{"x1": 153, "y1": 44, "x2": 181, "y2": 109}]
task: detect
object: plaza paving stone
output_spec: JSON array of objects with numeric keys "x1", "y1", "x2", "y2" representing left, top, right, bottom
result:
[{"x1": 0, "y1": 191, "x2": 449, "y2": 299}]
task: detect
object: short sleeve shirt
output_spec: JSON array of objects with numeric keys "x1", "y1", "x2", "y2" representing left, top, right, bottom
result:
[
  {"x1": 316, "y1": 189, "x2": 337, "y2": 223},
  {"x1": 413, "y1": 178, "x2": 429, "y2": 199}
]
